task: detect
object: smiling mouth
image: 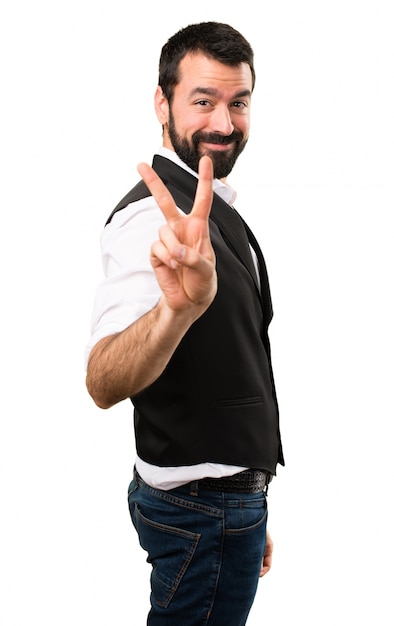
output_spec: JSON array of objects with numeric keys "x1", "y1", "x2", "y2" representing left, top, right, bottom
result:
[{"x1": 201, "y1": 141, "x2": 233, "y2": 151}]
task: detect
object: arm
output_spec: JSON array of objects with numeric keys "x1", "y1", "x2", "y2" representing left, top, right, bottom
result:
[{"x1": 86, "y1": 156, "x2": 216, "y2": 409}]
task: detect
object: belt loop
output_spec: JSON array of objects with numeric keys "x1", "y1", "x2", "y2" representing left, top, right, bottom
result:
[{"x1": 190, "y1": 480, "x2": 199, "y2": 496}]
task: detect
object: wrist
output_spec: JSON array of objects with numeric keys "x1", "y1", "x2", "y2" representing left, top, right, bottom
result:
[{"x1": 156, "y1": 296, "x2": 206, "y2": 333}]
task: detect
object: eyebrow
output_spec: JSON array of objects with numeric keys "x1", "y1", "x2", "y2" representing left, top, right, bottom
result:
[{"x1": 190, "y1": 87, "x2": 252, "y2": 99}]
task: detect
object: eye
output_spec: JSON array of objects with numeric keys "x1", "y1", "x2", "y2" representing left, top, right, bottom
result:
[
  {"x1": 195, "y1": 100, "x2": 211, "y2": 106},
  {"x1": 232, "y1": 101, "x2": 248, "y2": 109}
]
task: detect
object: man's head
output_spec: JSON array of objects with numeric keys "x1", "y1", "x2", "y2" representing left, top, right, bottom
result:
[{"x1": 155, "y1": 22, "x2": 255, "y2": 179}]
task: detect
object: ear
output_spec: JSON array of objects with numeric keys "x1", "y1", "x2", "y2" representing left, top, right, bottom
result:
[{"x1": 154, "y1": 86, "x2": 169, "y2": 125}]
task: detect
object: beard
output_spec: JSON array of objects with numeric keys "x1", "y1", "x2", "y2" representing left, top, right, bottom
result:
[{"x1": 168, "y1": 109, "x2": 248, "y2": 179}]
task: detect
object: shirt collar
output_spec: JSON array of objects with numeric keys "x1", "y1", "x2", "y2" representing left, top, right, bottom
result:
[{"x1": 157, "y1": 147, "x2": 237, "y2": 206}]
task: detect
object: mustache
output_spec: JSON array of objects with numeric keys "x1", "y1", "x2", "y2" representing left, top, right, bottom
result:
[{"x1": 192, "y1": 130, "x2": 244, "y2": 145}]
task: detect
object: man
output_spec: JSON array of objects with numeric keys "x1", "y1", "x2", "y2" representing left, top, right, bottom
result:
[{"x1": 86, "y1": 21, "x2": 284, "y2": 625}]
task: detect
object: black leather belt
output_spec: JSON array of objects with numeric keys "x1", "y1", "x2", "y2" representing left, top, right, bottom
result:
[{"x1": 194, "y1": 469, "x2": 271, "y2": 494}]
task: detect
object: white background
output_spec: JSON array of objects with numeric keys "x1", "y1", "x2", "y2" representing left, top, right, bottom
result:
[{"x1": 1, "y1": 1, "x2": 393, "y2": 624}]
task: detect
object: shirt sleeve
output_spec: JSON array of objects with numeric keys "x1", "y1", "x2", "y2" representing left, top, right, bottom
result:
[{"x1": 85, "y1": 197, "x2": 165, "y2": 368}]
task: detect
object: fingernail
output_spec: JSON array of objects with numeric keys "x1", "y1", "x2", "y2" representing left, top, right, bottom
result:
[{"x1": 174, "y1": 246, "x2": 185, "y2": 260}]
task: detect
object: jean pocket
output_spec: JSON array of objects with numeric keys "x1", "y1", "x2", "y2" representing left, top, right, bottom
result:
[
  {"x1": 133, "y1": 504, "x2": 201, "y2": 608},
  {"x1": 225, "y1": 498, "x2": 267, "y2": 537}
]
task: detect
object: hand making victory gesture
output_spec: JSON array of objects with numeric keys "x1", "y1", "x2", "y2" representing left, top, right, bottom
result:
[{"x1": 137, "y1": 155, "x2": 217, "y2": 318}]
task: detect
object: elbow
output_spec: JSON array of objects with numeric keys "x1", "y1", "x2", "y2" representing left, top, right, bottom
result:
[
  {"x1": 85, "y1": 337, "x2": 118, "y2": 409},
  {"x1": 91, "y1": 395, "x2": 113, "y2": 410},
  {"x1": 85, "y1": 374, "x2": 114, "y2": 410}
]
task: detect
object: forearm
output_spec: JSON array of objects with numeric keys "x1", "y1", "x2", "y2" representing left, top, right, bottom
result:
[{"x1": 86, "y1": 298, "x2": 198, "y2": 409}]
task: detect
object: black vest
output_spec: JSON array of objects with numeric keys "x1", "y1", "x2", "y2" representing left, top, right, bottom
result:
[{"x1": 107, "y1": 156, "x2": 284, "y2": 473}]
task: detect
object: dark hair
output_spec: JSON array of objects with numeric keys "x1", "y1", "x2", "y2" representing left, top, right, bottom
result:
[{"x1": 159, "y1": 21, "x2": 255, "y2": 103}]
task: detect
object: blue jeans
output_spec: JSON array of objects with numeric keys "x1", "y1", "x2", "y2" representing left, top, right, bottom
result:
[{"x1": 128, "y1": 470, "x2": 268, "y2": 625}]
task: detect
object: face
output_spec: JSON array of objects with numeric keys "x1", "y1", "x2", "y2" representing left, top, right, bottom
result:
[{"x1": 155, "y1": 53, "x2": 252, "y2": 179}]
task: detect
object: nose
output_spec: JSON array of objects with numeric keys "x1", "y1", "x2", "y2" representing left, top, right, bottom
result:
[{"x1": 210, "y1": 104, "x2": 234, "y2": 136}]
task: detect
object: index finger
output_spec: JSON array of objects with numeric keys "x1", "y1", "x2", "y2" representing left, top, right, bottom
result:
[
  {"x1": 137, "y1": 162, "x2": 180, "y2": 222},
  {"x1": 191, "y1": 155, "x2": 214, "y2": 221}
]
